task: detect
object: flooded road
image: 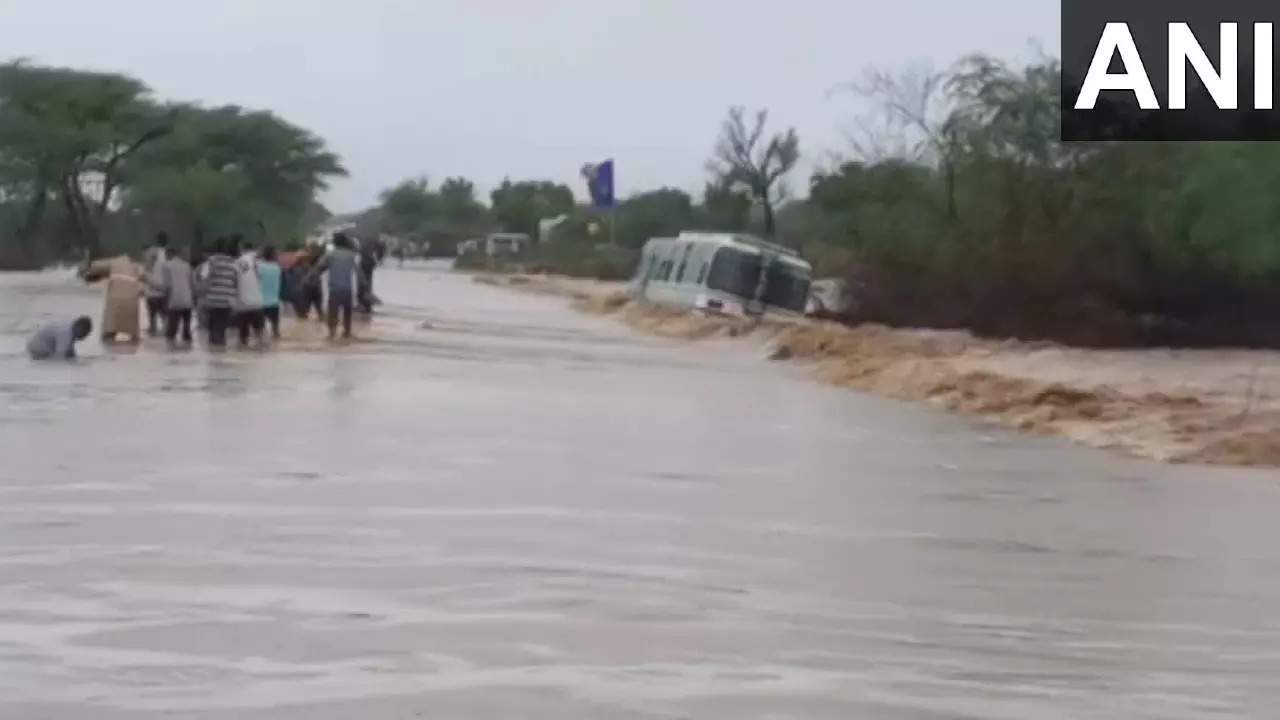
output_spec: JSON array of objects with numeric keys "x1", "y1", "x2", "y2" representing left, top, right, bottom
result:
[{"x1": 1, "y1": 264, "x2": 1278, "y2": 718}]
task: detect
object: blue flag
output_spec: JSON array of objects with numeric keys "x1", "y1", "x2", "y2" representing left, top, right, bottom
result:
[{"x1": 582, "y1": 159, "x2": 615, "y2": 209}]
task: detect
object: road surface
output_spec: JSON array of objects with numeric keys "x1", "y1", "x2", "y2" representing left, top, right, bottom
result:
[{"x1": 0, "y1": 263, "x2": 1276, "y2": 718}]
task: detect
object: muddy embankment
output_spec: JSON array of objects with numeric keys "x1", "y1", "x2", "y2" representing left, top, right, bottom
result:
[{"x1": 476, "y1": 273, "x2": 1280, "y2": 468}]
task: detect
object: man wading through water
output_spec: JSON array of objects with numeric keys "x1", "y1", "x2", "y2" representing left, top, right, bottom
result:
[
  {"x1": 159, "y1": 247, "x2": 197, "y2": 348},
  {"x1": 201, "y1": 237, "x2": 239, "y2": 349},
  {"x1": 257, "y1": 245, "x2": 283, "y2": 339},
  {"x1": 142, "y1": 232, "x2": 169, "y2": 336},
  {"x1": 311, "y1": 233, "x2": 364, "y2": 341},
  {"x1": 233, "y1": 237, "x2": 267, "y2": 348},
  {"x1": 357, "y1": 239, "x2": 379, "y2": 313},
  {"x1": 292, "y1": 244, "x2": 326, "y2": 321}
]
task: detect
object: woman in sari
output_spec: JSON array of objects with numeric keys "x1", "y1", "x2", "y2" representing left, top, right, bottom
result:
[{"x1": 83, "y1": 255, "x2": 143, "y2": 343}]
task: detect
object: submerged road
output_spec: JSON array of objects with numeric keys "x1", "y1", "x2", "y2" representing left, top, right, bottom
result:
[{"x1": 0, "y1": 263, "x2": 1277, "y2": 718}]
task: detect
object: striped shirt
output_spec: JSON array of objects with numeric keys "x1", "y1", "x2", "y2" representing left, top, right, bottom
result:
[{"x1": 202, "y1": 254, "x2": 239, "y2": 308}]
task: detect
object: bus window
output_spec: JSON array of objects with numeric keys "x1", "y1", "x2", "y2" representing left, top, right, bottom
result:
[
  {"x1": 706, "y1": 247, "x2": 762, "y2": 298},
  {"x1": 695, "y1": 261, "x2": 708, "y2": 284},
  {"x1": 659, "y1": 260, "x2": 673, "y2": 281},
  {"x1": 674, "y1": 245, "x2": 693, "y2": 283},
  {"x1": 761, "y1": 264, "x2": 811, "y2": 313}
]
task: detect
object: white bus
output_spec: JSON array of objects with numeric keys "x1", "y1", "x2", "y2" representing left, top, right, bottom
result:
[
  {"x1": 485, "y1": 233, "x2": 530, "y2": 256},
  {"x1": 628, "y1": 232, "x2": 812, "y2": 317}
]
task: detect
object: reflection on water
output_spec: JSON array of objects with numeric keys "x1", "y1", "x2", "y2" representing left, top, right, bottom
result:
[{"x1": 0, "y1": 264, "x2": 1278, "y2": 719}]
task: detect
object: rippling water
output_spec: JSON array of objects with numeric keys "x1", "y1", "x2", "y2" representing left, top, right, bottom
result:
[{"x1": 0, "y1": 264, "x2": 1277, "y2": 718}]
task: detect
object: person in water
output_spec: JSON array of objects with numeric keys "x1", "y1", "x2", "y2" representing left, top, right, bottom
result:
[
  {"x1": 27, "y1": 316, "x2": 93, "y2": 360},
  {"x1": 233, "y1": 238, "x2": 266, "y2": 348},
  {"x1": 200, "y1": 237, "x2": 239, "y2": 349},
  {"x1": 311, "y1": 233, "x2": 360, "y2": 340},
  {"x1": 257, "y1": 245, "x2": 283, "y2": 339},
  {"x1": 83, "y1": 254, "x2": 143, "y2": 344},
  {"x1": 142, "y1": 232, "x2": 170, "y2": 336},
  {"x1": 159, "y1": 246, "x2": 197, "y2": 348},
  {"x1": 191, "y1": 245, "x2": 208, "y2": 331},
  {"x1": 357, "y1": 240, "x2": 378, "y2": 314},
  {"x1": 292, "y1": 244, "x2": 326, "y2": 321}
]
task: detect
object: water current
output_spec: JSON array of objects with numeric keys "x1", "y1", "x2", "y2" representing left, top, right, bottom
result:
[{"x1": 0, "y1": 263, "x2": 1276, "y2": 718}]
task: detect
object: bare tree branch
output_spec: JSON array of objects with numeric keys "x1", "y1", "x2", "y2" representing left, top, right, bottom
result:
[
  {"x1": 830, "y1": 63, "x2": 957, "y2": 165},
  {"x1": 705, "y1": 106, "x2": 800, "y2": 238}
]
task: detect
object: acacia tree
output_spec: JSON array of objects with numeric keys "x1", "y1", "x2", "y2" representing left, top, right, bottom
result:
[
  {"x1": 121, "y1": 104, "x2": 346, "y2": 248},
  {"x1": 705, "y1": 106, "x2": 799, "y2": 238},
  {"x1": 0, "y1": 61, "x2": 83, "y2": 263},
  {"x1": 0, "y1": 63, "x2": 176, "y2": 255}
]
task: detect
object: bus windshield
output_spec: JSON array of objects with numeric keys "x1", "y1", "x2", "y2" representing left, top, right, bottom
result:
[
  {"x1": 762, "y1": 263, "x2": 811, "y2": 313},
  {"x1": 705, "y1": 247, "x2": 811, "y2": 313}
]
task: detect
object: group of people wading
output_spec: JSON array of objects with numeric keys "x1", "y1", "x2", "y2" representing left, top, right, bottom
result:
[{"x1": 64, "y1": 231, "x2": 379, "y2": 355}]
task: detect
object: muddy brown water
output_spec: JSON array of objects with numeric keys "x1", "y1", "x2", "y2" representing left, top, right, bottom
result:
[{"x1": 0, "y1": 263, "x2": 1278, "y2": 719}]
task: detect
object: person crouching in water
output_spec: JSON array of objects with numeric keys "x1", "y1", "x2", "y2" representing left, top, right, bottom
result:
[
  {"x1": 27, "y1": 316, "x2": 93, "y2": 360},
  {"x1": 257, "y1": 245, "x2": 283, "y2": 339},
  {"x1": 311, "y1": 233, "x2": 360, "y2": 341},
  {"x1": 159, "y1": 246, "x2": 197, "y2": 348},
  {"x1": 233, "y1": 237, "x2": 267, "y2": 348},
  {"x1": 201, "y1": 238, "x2": 239, "y2": 349}
]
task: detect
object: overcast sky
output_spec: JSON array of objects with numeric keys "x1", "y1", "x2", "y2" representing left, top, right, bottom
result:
[{"x1": 0, "y1": 0, "x2": 1058, "y2": 213}]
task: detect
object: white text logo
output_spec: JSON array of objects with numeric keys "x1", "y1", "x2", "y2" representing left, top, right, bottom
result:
[{"x1": 1074, "y1": 22, "x2": 1274, "y2": 110}]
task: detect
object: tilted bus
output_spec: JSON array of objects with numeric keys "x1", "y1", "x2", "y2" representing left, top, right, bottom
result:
[{"x1": 627, "y1": 232, "x2": 812, "y2": 316}]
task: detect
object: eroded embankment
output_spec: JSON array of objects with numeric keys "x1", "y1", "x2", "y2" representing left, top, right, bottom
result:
[{"x1": 476, "y1": 274, "x2": 1280, "y2": 468}]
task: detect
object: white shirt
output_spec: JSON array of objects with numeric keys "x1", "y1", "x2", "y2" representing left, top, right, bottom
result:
[{"x1": 234, "y1": 252, "x2": 265, "y2": 309}]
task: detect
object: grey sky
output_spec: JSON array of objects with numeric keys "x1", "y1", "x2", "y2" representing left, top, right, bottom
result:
[{"x1": 0, "y1": 0, "x2": 1058, "y2": 213}]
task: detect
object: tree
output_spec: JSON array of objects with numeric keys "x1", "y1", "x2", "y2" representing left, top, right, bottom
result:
[
  {"x1": 0, "y1": 60, "x2": 344, "y2": 264},
  {"x1": 378, "y1": 176, "x2": 436, "y2": 238},
  {"x1": 372, "y1": 175, "x2": 493, "y2": 257},
  {"x1": 834, "y1": 64, "x2": 962, "y2": 217},
  {"x1": 705, "y1": 106, "x2": 799, "y2": 238},
  {"x1": 613, "y1": 187, "x2": 696, "y2": 248},
  {"x1": 489, "y1": 179, "x2": 574, "y2": 237},
  {"x1": 436, "y1": 176, "x2": 488, "y2": 228},
  {"x1": 121, "y1": 104, "x2": 346, "y2": 248},
  {"x1": 0, "y1": 62, "x2": 168, "y2": 261},
  {"x1": 697, "y1": 179, "x2": 753, "y2": 233},
  {"x1": 0, "y1": 62, "x2": 178, "y2": 256}
]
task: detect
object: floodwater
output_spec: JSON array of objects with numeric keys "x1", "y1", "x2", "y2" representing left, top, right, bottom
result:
[{"x1": 0, "y1": 263, "x2": 1278, "y2": 719}]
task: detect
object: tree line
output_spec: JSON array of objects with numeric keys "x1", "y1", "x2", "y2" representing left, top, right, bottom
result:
[
  {"x1": 0, "y1": 59, "x2": 345, "y2": 268},
  {"x1": 7, "y1": 51, "x2": 1278, "y2": 347},
  {"x1": 360, "y1": 50, "x2": 1280, "y2": 347},
  {"x1": 337, "y1": 108, "x2": 794, "y2": 262}
]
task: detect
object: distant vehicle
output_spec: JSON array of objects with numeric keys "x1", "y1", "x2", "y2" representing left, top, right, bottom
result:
[
  {"x1": 628, "y1": 232, "x2": 813, "y2": 317},
  {"x1": 484, "y1": 233, "x2": 530, "y2": 257}
]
